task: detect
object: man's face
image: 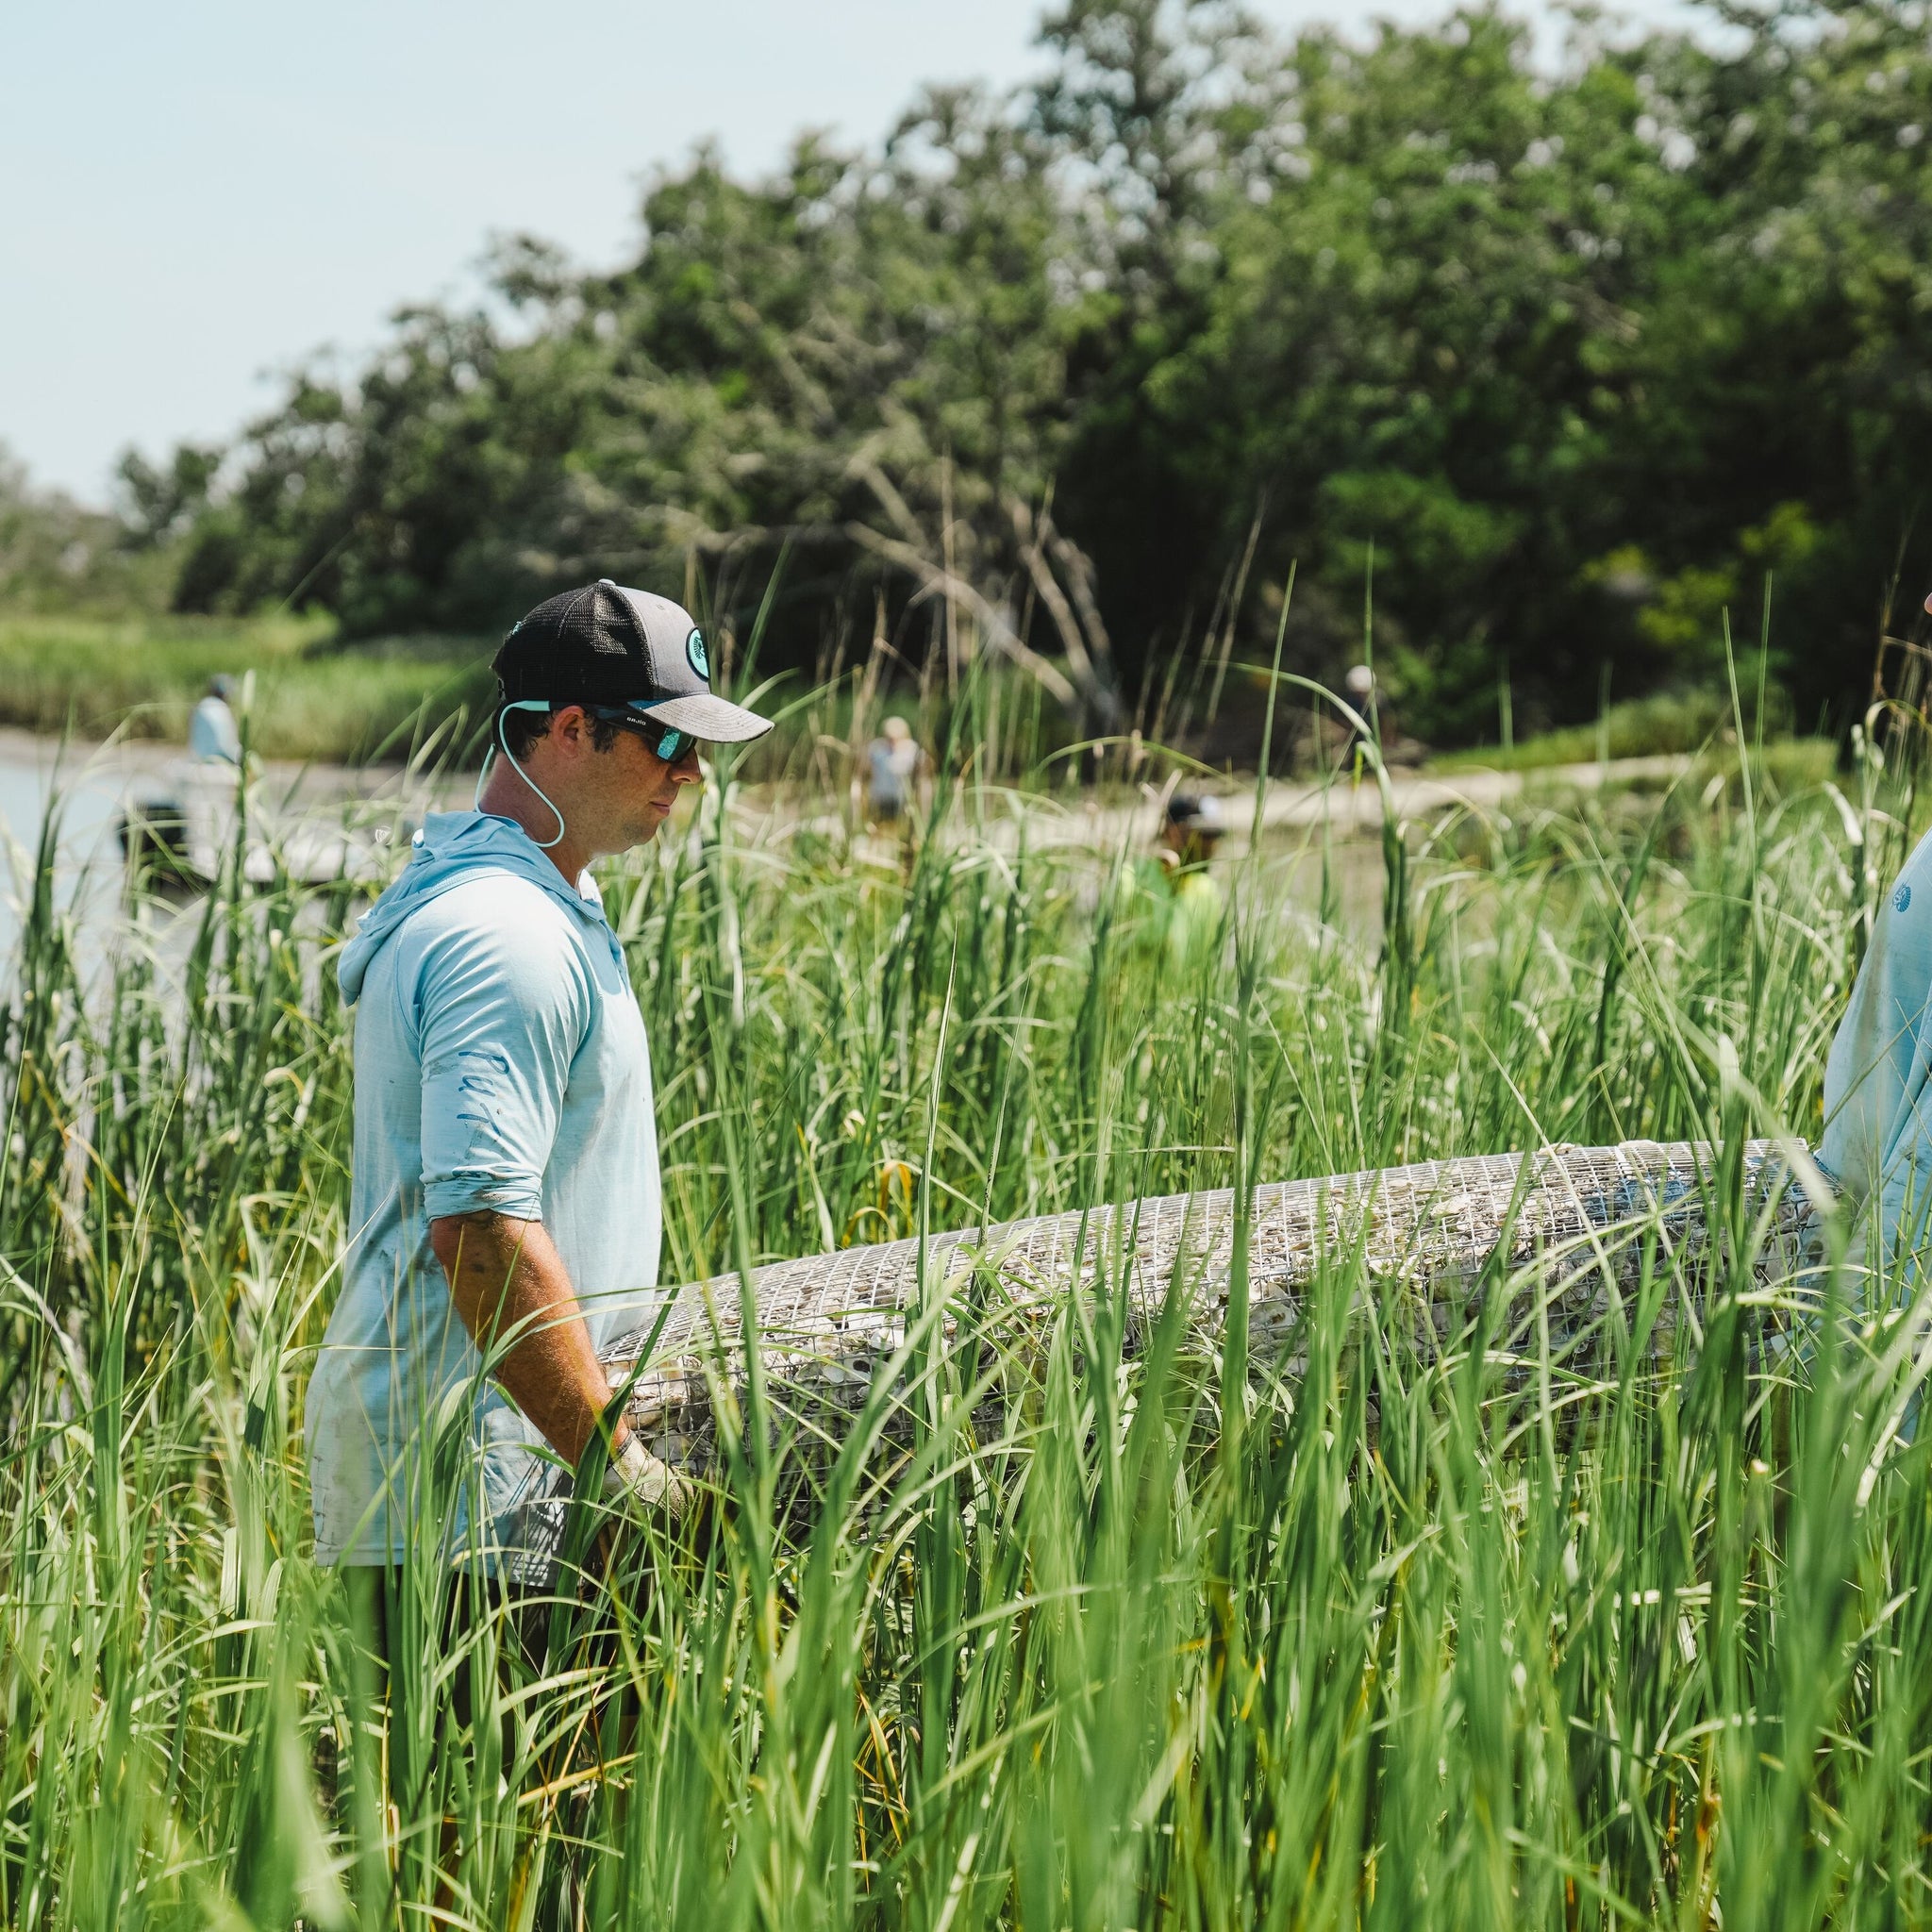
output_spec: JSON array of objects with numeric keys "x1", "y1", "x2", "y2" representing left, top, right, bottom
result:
[
  {"x1": 1160, "y1": 818, "x2": 1220, "y2": 869},
  {"x1": 537, "y1": 708, "x2": 706, "y2": 857}
]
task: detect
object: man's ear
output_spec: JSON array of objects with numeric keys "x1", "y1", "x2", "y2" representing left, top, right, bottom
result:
[{"x1": 550, "y1": 705, "x2": 591, "y2": 753}]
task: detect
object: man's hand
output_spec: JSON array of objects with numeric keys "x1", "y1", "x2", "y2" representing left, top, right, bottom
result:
[
  {"x1": 602, "y1": 1432, "x2": 696, "y2": 1524},
  {"x1": 431, "y1": 1209, "x2": 629, "y2": 1469}
]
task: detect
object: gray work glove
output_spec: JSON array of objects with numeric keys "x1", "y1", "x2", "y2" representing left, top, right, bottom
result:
[{"x1": 601, "y1": 1432, "x2": 696, "y2": 1525}]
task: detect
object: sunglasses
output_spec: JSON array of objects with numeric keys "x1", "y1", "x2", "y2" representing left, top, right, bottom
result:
[
  {"x1": 501, "y1": 700, "x2": 696, "y2": 763},
  {"x1": 588, "y1": 708, "x2": 698, "y2": 763}
]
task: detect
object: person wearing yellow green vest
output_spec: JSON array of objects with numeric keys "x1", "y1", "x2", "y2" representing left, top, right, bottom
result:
[{"x1": 1122, "y1": 793, "x2": 1227, "y2": 971}]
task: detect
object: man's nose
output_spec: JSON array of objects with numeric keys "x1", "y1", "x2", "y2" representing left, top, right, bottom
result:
[{"x1": 672, "y1": 749, "x2": 705, "y2": 785}]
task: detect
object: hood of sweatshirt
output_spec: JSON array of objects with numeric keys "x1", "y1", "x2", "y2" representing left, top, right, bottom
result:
[{"x1": 336, "y1": 810, "x2": 619, "y2": 1005}]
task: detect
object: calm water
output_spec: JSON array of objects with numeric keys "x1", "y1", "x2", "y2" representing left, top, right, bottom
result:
[
  {"x1": 0, "y1": 728, "x2": 1401, "y2": 979},
  {"x1": 0, "y1": 730, "x2": 178, "y2": 958},
  {"x1": 0, "y1": 729, "x2": 445, "y2": 971}
]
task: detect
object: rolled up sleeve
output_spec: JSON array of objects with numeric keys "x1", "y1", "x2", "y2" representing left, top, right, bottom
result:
[{"x1": 413, "y1": 914, "x2": 593, "y2": 1223}]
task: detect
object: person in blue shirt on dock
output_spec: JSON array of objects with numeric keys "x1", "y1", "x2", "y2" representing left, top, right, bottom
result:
[{"x1": 188, "y1": 674, "x2": 242, "y2": 764}]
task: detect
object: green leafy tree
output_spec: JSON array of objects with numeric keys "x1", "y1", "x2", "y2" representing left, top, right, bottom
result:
[{"x1": 141, "y1": 0, "x2": 1932, "y2": 743}]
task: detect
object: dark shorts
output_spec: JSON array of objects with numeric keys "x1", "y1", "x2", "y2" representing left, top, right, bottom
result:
[
  {"x1": 342, "y1": 1562, "x2": 547, "y2": 1667},
  {"x1": 341, "y1": 1565, "x2": 551, "y2": 1810},
  {"x1": 340, "y1": 1558, "x2": 638, "y2": 1814}
]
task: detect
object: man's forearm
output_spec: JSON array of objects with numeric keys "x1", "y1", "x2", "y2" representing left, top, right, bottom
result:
[{"x1": 431, "y1": 1210, "x2": 626, "y2": 1468}]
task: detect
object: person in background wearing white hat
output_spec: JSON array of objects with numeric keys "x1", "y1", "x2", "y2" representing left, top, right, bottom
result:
[{"x1": 866, "y1": 714, "x2": 923, "y2": 824}]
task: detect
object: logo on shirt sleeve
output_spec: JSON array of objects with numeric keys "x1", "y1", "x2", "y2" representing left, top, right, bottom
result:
[{"x1": 1896, "y1": 882, "x2": 1913, "y2": 913}]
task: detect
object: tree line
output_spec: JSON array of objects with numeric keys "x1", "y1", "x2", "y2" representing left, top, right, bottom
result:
[{"x1": 35, "y1": 0, "x2": 1932, "y2": 743}]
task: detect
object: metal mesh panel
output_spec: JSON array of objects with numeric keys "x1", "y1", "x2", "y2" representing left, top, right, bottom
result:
[
  {"x1": 491, "y1": 1138, "x2": 1819, "y2": 1579},
  {"x1": 597, "y1": 1136, "x2": 1820, "y2": 1463}
]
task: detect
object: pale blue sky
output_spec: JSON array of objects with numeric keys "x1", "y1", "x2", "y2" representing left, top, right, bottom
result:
[{"x1": 3, "y1": 0, "x2": 1707, "y2": 501}]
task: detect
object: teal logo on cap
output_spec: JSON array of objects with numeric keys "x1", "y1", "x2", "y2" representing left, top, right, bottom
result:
[{"x1": 687, "y1": 627, "x2": 709, "y2": 680}]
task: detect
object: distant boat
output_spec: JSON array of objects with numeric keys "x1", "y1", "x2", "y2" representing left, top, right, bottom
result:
[{"x1": 118, "y1": 758, "x2": 398, "y2": 888}]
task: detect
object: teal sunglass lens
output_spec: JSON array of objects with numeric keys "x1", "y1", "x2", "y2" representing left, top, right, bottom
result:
[{"x1": 586, "y1": 707, "x2": 691, "y2": 759}]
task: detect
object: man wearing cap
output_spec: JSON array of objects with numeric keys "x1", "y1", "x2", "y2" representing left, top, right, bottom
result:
[
  {"x1": 1124, "y1": 793, "x2": 1227, "y2": 971},
  {"x1": 306, "y1": 580, "x2": 772, "y2": 1602}
]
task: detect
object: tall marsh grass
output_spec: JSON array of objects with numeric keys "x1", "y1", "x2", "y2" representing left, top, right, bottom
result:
[
  {"x1": 0, "y1": 614, "x2": 495, "y2": 762},
  {"x1": 2, "y1": 668, "x2": 1927, "y2": 1927}
]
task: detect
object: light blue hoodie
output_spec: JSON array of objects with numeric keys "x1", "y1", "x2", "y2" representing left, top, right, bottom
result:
[
  {"x1": 1821, "y1": 823, "x2": 1932, "y2": 1265},
  {"x1": 306, "y1": 811, "x2": 662, "y2": 1569}
]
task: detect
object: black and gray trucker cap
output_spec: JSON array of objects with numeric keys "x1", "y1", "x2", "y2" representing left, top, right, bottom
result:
[{"x1": 492, "y1": 579, "x2": 773, "y2": 743}]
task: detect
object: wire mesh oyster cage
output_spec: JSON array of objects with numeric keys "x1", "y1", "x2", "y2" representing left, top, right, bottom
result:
[{"x1": 600, "y1": 1136, "x2": 1822, "y2": 1472}]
